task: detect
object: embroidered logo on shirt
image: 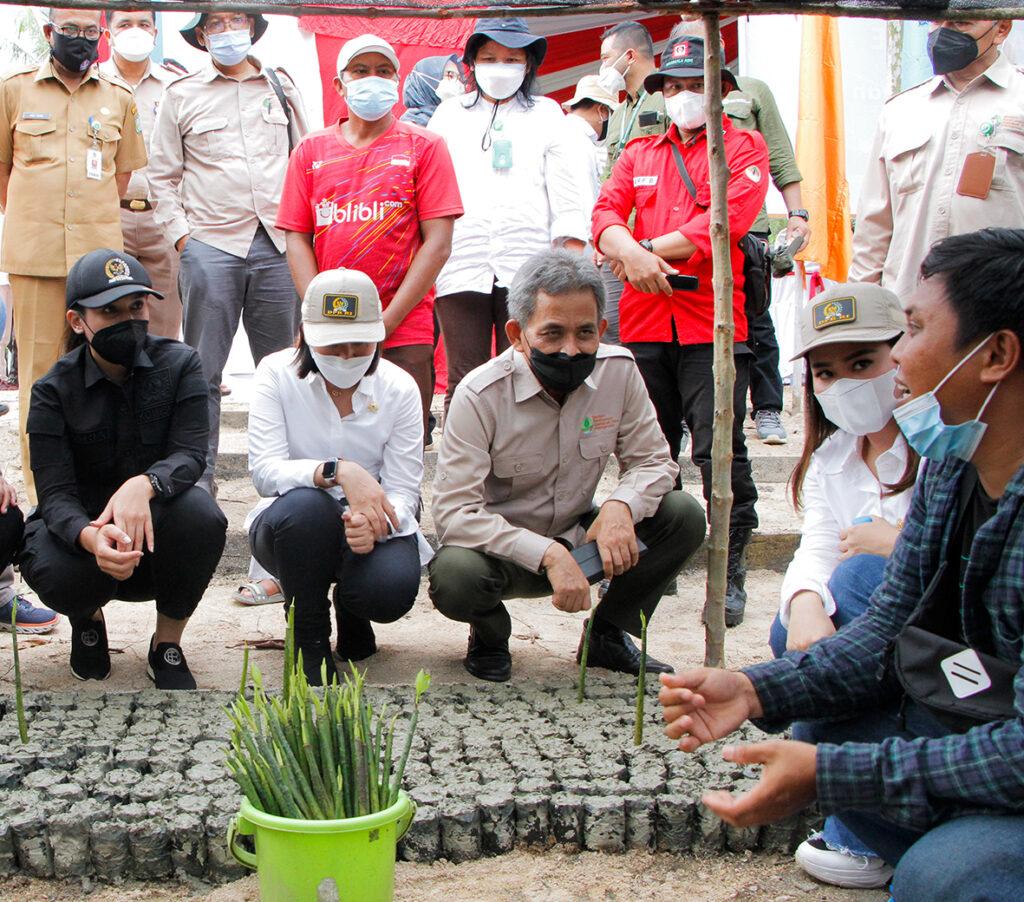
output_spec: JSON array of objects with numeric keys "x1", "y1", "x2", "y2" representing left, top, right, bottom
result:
[
  {"x1": 582, "y1": 414, "x2": 618, "y2": 434},
  {"x1": 314, "y1": 199, "x2": 405, "y2": 227},
  {"x1": 582, "y1": 416, "x2": 594, "y2": 433},
  {"x1": 633, "y1": 175, "x2": 658, "y2": 187},
  {"x1": 323, "y1": 293, "x2": 358, "y2": 319},
  {"x1": 744, "y1": 165, "x2": 762, "y2": 183},
  {"x1": 813, "y1": 296, "x2": 857, "y2": 330},
  {"x1": 104, "y1": 257, "x2": 132, "y2": 283}
]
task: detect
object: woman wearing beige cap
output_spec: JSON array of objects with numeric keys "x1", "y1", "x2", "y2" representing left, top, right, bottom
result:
[
  {"x1": 772, "y1": 282, "x2": 918, "y2": 889},
  {"x1": 243, "y1": 269, "x2": 432, "y2": 685}
]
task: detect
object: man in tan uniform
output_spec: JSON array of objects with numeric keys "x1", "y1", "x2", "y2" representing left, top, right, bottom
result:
[
  {"x1": 0, "y1": 7, "x2": 147, "y2": 501},
  {"x1": 429, "y1": 249, "x2": 706, "y2": 683},
  {"x1": 850, "y1": 18, "x2": 1023, "y2": 300},
  {"x1": 101, "y1": 9, "x2": 181, "y2": 339},
  {"x1": 148, "y1": 11, "x2": 307, "y2": 489}
]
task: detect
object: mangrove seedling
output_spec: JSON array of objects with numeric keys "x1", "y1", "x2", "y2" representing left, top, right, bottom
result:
[
  {"x1": 11, "y1": 603, "x2": 27, "y2": 744},
  {"x1": 634, "y1": 610, "x2": 647, "y2": 747}
]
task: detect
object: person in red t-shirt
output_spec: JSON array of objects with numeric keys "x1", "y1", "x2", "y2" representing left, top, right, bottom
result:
[
  {"x1": 592, "y1": 34, "x2": 769, "y2": 628},
  {"x1": 277, "y1": 33, "x2": 464, "y2": 443}
]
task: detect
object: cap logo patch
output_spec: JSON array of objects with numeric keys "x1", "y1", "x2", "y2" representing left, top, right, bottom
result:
[
  {"x1": 104, "y1": 257, "x2": 132, "y2": 284},
  {"x1": 672, "y1": 41, "x2": 691, "y2": 59},
  {"x1": 813, "y1": 297, "x2": 857, "y2": 330},
  {"x1": 323, "y1": 293, "x2": 358, "y2": 319}
]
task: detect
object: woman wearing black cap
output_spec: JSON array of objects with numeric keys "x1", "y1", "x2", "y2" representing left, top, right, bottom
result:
[
  {"x1": 427, "y1": 18, "x2": 589, "y2": 415},
  {"x1": 18, "y1": 249, "x2": 227, "y2": 690}
]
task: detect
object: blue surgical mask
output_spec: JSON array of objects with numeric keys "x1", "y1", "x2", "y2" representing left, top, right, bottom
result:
[
  {"x1": 207, "y1": 30, "x2": 251, "y2": 66},
  {"x1": 893, "y1": 335, "x2": 1000, "y2": 462},
  {"x1": 344, "y1": 76, "x2": 399, "y2": 122}
]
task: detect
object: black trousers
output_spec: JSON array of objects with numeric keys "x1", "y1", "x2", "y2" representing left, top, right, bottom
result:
[
  {"x1": 19, "y1": 487, "x2": 227, "y2": 622},
  {"x1": 627, "y1": 341, "x2": 758, "y2": 531},
  {"x1": 428, "y1": 491, "x2": 707, "y2": 646},
  {"x1": 746, "y1": 230, "x2": 784, "y2": 415},
  {"x1": 0, "y1": 506, "x2": 24, "y2": 572},
  {"x1": 250, "y1": 487, "x2": 420, "y2": 646}
]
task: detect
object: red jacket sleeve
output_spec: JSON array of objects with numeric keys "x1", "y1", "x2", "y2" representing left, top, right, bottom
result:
[
  {"x1": 679, "y1": 126, "x2": 770, "y2": 260},
  {"x1": 415, "y1": 133, "x2": 465, "y2": 222},
  {"x1": 591, "y1": 141, "x2": 638, "y2": 248},
  {"x1": 275, "y1": 137, "x2": 315, "y2": 233}
]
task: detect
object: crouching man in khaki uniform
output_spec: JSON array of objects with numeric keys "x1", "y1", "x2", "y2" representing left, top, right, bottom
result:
[{"x1": 429, "y1": 249, "x2": 706, "y2": 683}]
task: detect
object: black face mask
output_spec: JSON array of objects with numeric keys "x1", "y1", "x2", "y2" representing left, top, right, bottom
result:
[
  {"x1": 50, "y1": 31, "x2": 100, "y2": 74},
  {"x1": 526, "y1": 341, "x2": 597, "y2": 395},
  {"x1": 88, "y1": 319, "x2": 148, "y2": 368},
  {"x1": 927, "y1": 25, "x2": 992, "y2": 76},
  {"x1": 598, "y1": 116, "x2": 609, "y2": 143}
]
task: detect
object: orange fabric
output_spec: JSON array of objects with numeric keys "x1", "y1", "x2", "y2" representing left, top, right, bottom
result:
[{"x1": 795, "y1": 16, "x2": 852, "y2": 283}]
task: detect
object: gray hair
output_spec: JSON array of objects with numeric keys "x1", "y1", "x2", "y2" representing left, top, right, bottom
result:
[{"x1": 507, "y1": 249, "x2": 606, "y2": 327}]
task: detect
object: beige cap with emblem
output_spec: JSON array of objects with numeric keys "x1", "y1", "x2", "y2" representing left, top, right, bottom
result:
[
  {"x1": 301, "y1": 268, "x2": 385, "y2": 347},
  {"x1": 791, "y1": 282, "x2": 905, "y2": 361}
]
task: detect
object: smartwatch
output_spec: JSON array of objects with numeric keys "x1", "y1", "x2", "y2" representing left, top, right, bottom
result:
[
  {"x1": 788, "y1": 209, "x2": 810, "y2": 222},
  {"x1": 638, "y1": 238, "x2": 655, "y2": 253},
  {"x1": 321, "y1": 459, "x2": 338, "y2": 483}
]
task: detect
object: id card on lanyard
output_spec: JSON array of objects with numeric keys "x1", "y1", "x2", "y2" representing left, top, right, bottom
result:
[{"x1": 86, "y1": 115, "x2": 102, "y2": 180}]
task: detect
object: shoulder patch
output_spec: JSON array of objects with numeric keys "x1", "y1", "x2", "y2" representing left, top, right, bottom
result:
[{"x1": 463, "y1": 356, "x2": 515, "y2": 394}]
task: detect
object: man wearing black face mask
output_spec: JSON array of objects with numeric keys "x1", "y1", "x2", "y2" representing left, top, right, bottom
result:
[
  {"x1": 19, "y1": 249, "x2": 226, "y2": 690},
  {"x1": 850, "y1": 18, "x2": 1022, "y2": 302},
  {"x1": 430, "y1": 249, "x2": 706, "y2": 683},
  {"x1": 0, "y1": 7, "x2": 148, "y2": 504}
]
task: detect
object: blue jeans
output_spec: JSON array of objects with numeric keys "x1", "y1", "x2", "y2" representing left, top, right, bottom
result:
[
  {"x1": 769, "y1": 554, "x2": 888, "y2": 858},
  {"x1": 805, "y1": 704, "x2": 1024, "y2": 901}
]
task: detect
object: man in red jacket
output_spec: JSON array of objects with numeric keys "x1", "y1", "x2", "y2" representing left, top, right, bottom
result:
[{"x1": 592, "y1": 34, "x2": 769, "y2": 626}]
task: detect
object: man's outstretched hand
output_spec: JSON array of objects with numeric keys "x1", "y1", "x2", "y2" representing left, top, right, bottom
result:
[
  {"x1": 659, "y1": 668, "x2": 764, "y2": 752},
  {"x1": 702, "y1": 741, "x2": 818, "y2": 827}
]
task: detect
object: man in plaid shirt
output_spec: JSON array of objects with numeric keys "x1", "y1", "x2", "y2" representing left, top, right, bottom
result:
[{"x1": 659, "y1": 228, "x2": 1024, "y2": 899}]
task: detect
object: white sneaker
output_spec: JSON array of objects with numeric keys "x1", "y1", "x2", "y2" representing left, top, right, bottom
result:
[{"x1": 794, "y1": 832, "x2": 894, "y2": 889}]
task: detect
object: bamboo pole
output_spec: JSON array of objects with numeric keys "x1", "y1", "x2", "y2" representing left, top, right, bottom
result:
[{"x1": 701, "y1": 12, "x2": 733, "y2": 670}]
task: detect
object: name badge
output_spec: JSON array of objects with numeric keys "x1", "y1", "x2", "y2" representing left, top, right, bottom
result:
[
  {"x1": 21, "y1": 112, "x2": 52, "y2": 121},
  {"x1": 633, "y1": 175, "x2": 657, "y2": 187},
  {"x1": 86, "y1": 146, "x2": 102, "y2": 180}
]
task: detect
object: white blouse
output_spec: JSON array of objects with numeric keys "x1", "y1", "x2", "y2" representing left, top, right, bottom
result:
[
  {"x1": 779, "y1": 429, "x2": 914, "y2": 626},
  {"x1": 245, "y1": 349, "x2": 432, "y2": 565}
]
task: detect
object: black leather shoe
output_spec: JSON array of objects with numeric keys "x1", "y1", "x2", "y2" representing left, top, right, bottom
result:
[
  {"x1": 70, "y1": 614, "x2": 110, "y2": 681},
  {"x1": 333, "y1": 591, "x2": 377, "y2": 662},
  {"x1": 579, "y1": 619, "x2": 674, "y2": 676},
  {"x1": 297, "y1": 639, "x2": 339, "y2": 687},
  {"x1": 463, "y1": 627, "x2": 511, "y2": 683}
]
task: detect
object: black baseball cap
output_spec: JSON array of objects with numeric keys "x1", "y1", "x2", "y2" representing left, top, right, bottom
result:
[
  {"x1": 644, "y1": 35, "x2": 738, "y2": 94},
  {"x1": 180, "y1": 12, "x2": 269, "y2": 51},
  {"x1": 66, "y1": 249, "x2": 164, "y2": 310},
  {"x1": 464, "y1": 18, "x2": 547, "y2": 65}
]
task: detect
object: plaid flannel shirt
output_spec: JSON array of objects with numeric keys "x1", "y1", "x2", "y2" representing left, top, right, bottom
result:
[{"x1": 744, "y1": 457, "x2": 1024, "y2": 832}]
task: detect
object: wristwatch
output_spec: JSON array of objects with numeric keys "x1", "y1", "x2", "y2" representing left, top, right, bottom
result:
[
  {"x1": 788, "y1": 209, "x2": 810, "y2": 222},
  {"x1": 321, "y1": 459, "x2": 338, "y2": 483},
  {"x1": 638, "y1": 238, "x2": 655, "y2": 252}
]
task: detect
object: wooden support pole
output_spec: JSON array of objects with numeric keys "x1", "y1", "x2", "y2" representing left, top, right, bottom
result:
[{"x1": 702, "y1": 12, "x2": 733, "y2": 670}]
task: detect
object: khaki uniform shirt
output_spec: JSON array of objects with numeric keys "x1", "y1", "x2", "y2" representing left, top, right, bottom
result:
[
  {"x1": 148, "y1": 56, "x2": 308, "y2": 257},
  {"x1": 99, "y1": 58, "x2": 175, "y2": 202},
  {"x1": 433, "y1": 344, "x2": 679, "y2": 573},
  {"x1": 602, "y1": 88, "x2": 666, "y2": 181},
  {"x1": 850, "y1": 53, "x2": 1024, "y2": 300},
  {"x1": 0, "y1": 60, "x2": 148, "y2": 277}
]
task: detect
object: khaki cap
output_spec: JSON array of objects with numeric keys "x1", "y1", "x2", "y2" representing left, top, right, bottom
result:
[
  {"x1": 561, "y1": 75, "x2": 619, "y2": 112},
  {"x1": 792, "y1": 282, "x2": 905, "y2": 361},
  {"x1": 301, "y1": 269, "x2": 385, "y2": 347}
]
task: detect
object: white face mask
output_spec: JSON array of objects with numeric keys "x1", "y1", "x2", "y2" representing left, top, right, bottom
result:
[
  {"x1": 815, "y1": 369, "x2": 900, "y2": 437},
  {"x1": 665, "y1": 90, "x2": 706, "y2": 131},
  {"x1": 112, "y1": 27, "x2": 156, "y2": 63},
  {"x1": 473, "y1": 63, "x2": 526, "y2": 101},
  {"x1": 436, "y1": 77, "x2": 465, "y2": 101},
  {"x1": 597, "y1": 54, "x2": 628, "y2": 95},
  {"x1": 311, "y1": 349, "x2": 374, "y2": 389}
]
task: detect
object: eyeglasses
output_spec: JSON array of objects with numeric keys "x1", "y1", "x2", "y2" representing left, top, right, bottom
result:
[
  {"x1": 202, "y1": 15, "x2": 251, "y2": 35},
  {"x1": 49, "y1": 22, "x2": 103, "y2": 40}
]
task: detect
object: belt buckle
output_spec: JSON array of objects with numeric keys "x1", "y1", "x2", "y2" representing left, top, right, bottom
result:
[{"x1": 129, "y1": 199, "x2": 147, "y2": 212}]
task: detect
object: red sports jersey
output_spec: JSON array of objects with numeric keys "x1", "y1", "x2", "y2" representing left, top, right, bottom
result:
[{"x1": 277, "y1": 119, "x2": 463, "y2": 348}]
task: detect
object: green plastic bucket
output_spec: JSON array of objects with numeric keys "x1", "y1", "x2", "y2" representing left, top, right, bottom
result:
[{"x1": 227, "y1": 793, "x2": 415, "y2": 901}]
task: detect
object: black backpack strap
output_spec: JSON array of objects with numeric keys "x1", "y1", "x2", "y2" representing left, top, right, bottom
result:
[
  {"x1": 265, "y1": 68, "x2": 294, "y2": 154},
  {"x1": 669, "y1": 141, "x2": 698, "y2": 200}
]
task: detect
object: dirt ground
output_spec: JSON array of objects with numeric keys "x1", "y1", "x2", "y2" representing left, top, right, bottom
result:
[{"x1": 0, "y1": 850, "x2": 888, "y2": 902}]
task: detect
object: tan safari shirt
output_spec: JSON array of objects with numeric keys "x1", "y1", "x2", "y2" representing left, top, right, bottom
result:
[
  {"x1": 850, "y1": 53, "x2": 1024, "y2": 300},
  {"x1": 0, "y1": 60, "x2": 148, "y2": 277},
  {"x1": 99, "y1": 57, "x2": 175, "y2": 202},
  {"x1": 148, "y1": 56, "x2": 307, "y2": 257},
  {"x1": 433, "y1": 344, "x2": 680, "y2": 574}
]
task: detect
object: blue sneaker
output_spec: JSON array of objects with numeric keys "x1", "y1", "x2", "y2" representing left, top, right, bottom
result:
[{"x1": 0, "y1": 595, "x2": 59, "y2": 634}]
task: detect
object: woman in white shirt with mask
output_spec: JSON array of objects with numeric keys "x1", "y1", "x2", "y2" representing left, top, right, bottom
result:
[
  {"x1": 772, "y1": 282, "x2": 919, "y2": 890},
  {"x1": 245, "y1": 269, "x2": 431, "y2": 686},
  {"x1": 427, "y1": 17, "x2": 589, "y2": 415}
]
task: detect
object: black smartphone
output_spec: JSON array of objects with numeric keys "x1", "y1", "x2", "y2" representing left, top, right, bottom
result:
[
  {"x1": 571, "y1": 538, "x2": 649, "y2": 581},
  {"x1": 667, "y1": 274, "x2": 699, "y2": 291}
]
